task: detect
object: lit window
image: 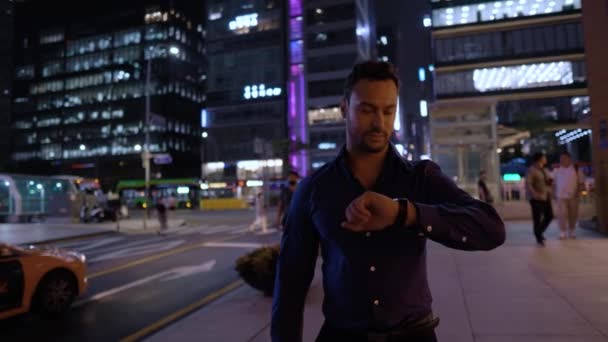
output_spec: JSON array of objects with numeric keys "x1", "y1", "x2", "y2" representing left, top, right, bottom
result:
[
  {"x1": 473, "y1": 61, "x2": 574, "y2": 92},
  {"x1": 420, "y1": 100, "x2": 428, "y2": 117},
  {"x1": 318, "y1": 142, "x2": 337, "y2": 150},
  {"x1": 308, "y1": 106, "x2": 342, "y2": 125},
  {"x1": 423, "y1": 15, "x2": 432, "y2": 27}
]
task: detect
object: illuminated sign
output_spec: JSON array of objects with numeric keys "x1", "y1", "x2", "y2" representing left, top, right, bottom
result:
[
  {"x1": 229, "y1": 13, "x2": 258, "y2": 30},
  {"x1": 244, "y1": 84, "x2": 282, "y2": 99}
]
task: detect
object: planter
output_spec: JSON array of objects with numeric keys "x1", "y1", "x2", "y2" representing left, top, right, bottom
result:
[{"x1": 235, "y1": 244, "x2": 280, "y2": 296}]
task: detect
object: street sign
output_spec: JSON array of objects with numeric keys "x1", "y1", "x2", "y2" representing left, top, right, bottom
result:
[{"x1": 153, "y1": 154, "x2": 173, "y2": 165}]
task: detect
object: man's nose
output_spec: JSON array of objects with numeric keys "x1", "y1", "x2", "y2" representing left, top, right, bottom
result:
[{"x1": 372, "y1": 110, "x2": 384, "y2": 128}]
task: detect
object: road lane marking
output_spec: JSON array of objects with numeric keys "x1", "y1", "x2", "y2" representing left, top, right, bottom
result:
[
  {"x1": 119, "y1": 280, "x2": 244, "y2": 342},
  {"x1": 88, "y1": 234, "x2": 241, "y2": 279},
  {"x1": 89, "y1": 240, "x2": 185, "y2": 263},
  {"x1": 203, "y1": 242, "x2": 263, "y2": 248},
  {"x1": 201, "y1": 224, "x2": 248, "y2": 235},
  {"x1": 74, "y1": 260, "x2": 216, "y2": 307}
]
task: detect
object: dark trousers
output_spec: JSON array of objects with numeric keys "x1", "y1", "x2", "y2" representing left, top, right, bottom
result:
[
  {"x1": 316, "y1": 322, "x2": 438, "y2": 342},
  {"x1": 530, "y1": 199, "x2": 554, "y2": 242}
]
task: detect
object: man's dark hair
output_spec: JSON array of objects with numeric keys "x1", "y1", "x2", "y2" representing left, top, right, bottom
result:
[
  {"x1": 560, "y1": 150, "x2": 571, "y2": 157},
  {"x1": 288, "y1": 170, "x2": 299, "y2": 177},
  {"x1": 531, "y1": 152, "x2": 545, "y2": 163},
  {"x1": 344, "y1": 61, "x2": 399, "y2": 102}
]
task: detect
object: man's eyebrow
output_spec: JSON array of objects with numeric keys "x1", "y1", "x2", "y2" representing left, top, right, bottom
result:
[{"x1": 357, "y1": 102, "x2": 378, "y2": 108}]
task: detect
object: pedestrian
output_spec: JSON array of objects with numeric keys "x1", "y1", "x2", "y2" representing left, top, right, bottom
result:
[
  {"x1": 552, "y1": 151, "x2": 585, "y2": 239},
  {"x1": 249, "y1": 190, "x2": 268, "y2": 233},
  {"x1": 276, "y1": 171, "x2": 299, "y2": 230},
  {"x1": 477, "y1": 170, "x2": 494, "y2": 204},
  {"x1": 156, "y1": 195, "x2": 168, "y2": 235},
  {"x1": 525, "y1": 152, "x2": 554, "y2": 246},
  {"x1": 271, "y1": 61, "x2": 505, "y2": 342}
]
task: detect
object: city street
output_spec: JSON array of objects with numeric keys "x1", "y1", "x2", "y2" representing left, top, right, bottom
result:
[
  {"x1": 1, "y1": 209, "x2": 608, "y2": 341},
  {"x1": 0, "y1": 210, "x2": 280, "y2": 341}
]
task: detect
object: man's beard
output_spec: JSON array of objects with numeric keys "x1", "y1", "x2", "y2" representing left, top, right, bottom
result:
[{"x1": 358, "y1": 131, "x2": 389, "y2": 153}]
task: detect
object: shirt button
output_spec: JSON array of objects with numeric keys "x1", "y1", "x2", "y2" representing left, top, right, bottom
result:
[
  {"x1": 462, "y1": 236, "x2": 467, "y2": 243},
  {"x1": 370, "y1": 266, "x2": 376, "y2": 272},
  {"x1": 373, "y1": 299, "x2": 380, "y2": 306},
  {"x1": 365, "y1": 232, "x2": 371, "y2": 237},
  {"x1": 426, "y1": 225, "x2": 433, "y2": 233}
]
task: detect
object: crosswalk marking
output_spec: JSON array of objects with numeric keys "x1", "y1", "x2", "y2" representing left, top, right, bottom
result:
[{"x1": 203, "y1": 242, "x2": 263, "y2": 248}]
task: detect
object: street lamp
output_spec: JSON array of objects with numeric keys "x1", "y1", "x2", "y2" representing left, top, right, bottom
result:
[
  {"x1": 79, "y1": 144, "x2": 86, "y2": 151},
  {"x1": 143, "y1": 45, "x2": 180, "y2": 229}
]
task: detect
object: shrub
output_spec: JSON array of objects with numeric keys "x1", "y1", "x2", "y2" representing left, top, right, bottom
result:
[{"x1": 235, "y1": 244, "x2": 280, "y2": 297}]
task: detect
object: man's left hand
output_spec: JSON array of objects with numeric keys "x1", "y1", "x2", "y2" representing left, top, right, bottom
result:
[{"x1": 341, "y1": 191, "x2": 399, "y2": 232}]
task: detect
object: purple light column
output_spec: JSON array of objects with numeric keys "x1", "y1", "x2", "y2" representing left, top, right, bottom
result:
[{"x1": 287, "y1": 0, "x2": 308, "y2": 176}]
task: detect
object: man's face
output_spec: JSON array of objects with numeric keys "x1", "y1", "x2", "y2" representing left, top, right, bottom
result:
[
  {"x1": 539, "y1": 156, "x2": 547, "y2": 167},
  {"x1": 560, "y1": 154, "x2": 571, "y2": 167},
  {"x1": 341, "y1": 79, "x2": 398, "y2": 154}
]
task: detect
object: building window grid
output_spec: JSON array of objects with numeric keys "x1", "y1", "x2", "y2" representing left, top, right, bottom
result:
[
  {"x1": 432, "y1": 0, "x2": 582, "y2": 28},
  {"x1": 435, "y1": 23, "x2": 584, "y2": 64}
]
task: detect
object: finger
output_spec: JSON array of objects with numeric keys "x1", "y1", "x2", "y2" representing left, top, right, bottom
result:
[
  {"x1": 345, "y1": 205, "x2": 370, "y2": 224},
  {"x1": 341, "y1": 221, "x2": 365, "y2": 232},
  {"x1": 352, "y1": 200, "x2": 371, "y2": 218},
  {"x1": 347, "y1": 197, "x2": 371, "y2": 217}
]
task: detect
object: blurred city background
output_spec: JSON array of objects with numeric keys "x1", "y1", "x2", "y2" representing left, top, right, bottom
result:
[{"x1": 1, "y1": 0, "x2": 608, "y2": 341}]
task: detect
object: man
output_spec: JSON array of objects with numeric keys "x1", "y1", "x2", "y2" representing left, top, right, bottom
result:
[
  {"x1": 552, "y1": 151, "x2": 585, "y2": 239},
  {"x1": 276, "y1": 171, "x2": 299, "y2": 229},
  {"x1": 271, "y1": 61, "x2": 505, "y2": 342},
  {"x1": 526, "y1": 152, "x2": 554, "y2": 246},
  {"x1": 477, "y1": 170, "x2": 493, "y2": 204}
]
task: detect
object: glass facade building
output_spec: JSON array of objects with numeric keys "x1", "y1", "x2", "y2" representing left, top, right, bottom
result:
[
  {"x1": 429, "y1": 0, "x2": 590, "y2": 192},
  {"x1": 10, "y1": 0, "x2": 205, "y2": 187},
  {"x1": 0, "y1": 0, "x2": 14, "y2": 171}
]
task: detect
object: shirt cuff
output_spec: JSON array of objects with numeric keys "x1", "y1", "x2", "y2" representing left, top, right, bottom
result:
[{"x1": 413, "y1": 202, "x2": 446, "y2": 238}]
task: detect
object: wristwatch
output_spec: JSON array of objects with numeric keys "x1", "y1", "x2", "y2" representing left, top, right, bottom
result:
[{"x1": 393, "y1": 198, "x2": 409, "y2": 228}]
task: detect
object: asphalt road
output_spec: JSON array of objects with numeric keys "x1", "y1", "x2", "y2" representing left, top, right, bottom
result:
[{"x1": 0, "y1": 210, "x2": 281, "y2": 341}]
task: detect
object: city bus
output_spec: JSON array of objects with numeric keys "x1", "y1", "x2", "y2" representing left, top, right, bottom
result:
[
  {"x1": 116, "y1": 178, "x2": 200, "y2": 209},
  {"x1": 0, "y1": 173, "x2": 97, "y2": 222}
]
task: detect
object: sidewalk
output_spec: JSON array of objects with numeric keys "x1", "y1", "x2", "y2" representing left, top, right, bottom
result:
[{"x1": 146, "y1": 221, "x2": 608, "y2": 342}]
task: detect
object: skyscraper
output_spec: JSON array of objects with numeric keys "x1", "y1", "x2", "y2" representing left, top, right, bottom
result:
[
  {"x1": 202, "y1": 0, "x2": 287, "y2": 184},
  {"x1": 10, "y1": 0, "x2": 205, "y2": 187},
  {"x1": 0, "y1": 0, "x2": 15, "y2": 171},
  {"x1": 296, "y1": 0, "x2": 375, "y2": 175}
]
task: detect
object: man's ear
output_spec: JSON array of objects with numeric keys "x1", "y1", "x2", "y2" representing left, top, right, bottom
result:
[{"x1": 340, "y1": 98, "x2": 348, "y2": 119}]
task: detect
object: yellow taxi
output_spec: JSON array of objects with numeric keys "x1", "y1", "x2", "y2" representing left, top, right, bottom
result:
[{"x1": 0, "y1": 242, "x2": 87, "y2": 320}]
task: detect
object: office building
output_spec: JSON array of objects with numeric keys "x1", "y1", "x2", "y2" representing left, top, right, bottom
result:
[
  {"x1": 294, "y1": 0, "x2": 375, "y2": 175},
  {"x1": 375, "y1": 1, "x2": 434, "y2": 161},
  {"x1": 10, "y1": 0, "x2": 205, "y2": 187},
  {"x1": 0, "y1": 0, "x2": 15, "y2": 171},
  {"x1": 202, "y1": 0, "x2": 287, "y2": 184},
  {"x1": 429, "y1": 0, "x2": 589, "y2": 194}
]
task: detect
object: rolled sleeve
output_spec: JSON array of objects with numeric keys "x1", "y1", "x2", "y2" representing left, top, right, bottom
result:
[
  {"x1": 271, "y1": 178, "x2": 319, "y2": 342},
  {"x1": 414, "y1": 162, "x2": 506, "y2": 251}
]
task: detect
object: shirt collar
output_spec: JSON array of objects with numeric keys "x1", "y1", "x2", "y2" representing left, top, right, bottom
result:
[{"x1": 335, "y1": 142, "x2": 409, "y2": 185}]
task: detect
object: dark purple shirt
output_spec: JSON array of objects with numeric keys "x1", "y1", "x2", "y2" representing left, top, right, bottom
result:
[{"x1": 271, "y1": 144, "x2": 505, "y2": 341}]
